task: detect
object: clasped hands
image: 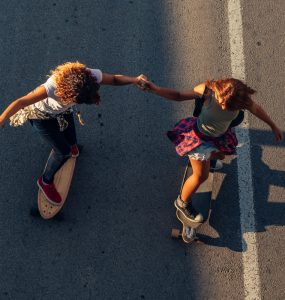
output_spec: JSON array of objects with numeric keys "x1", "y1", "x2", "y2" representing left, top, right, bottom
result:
[{"x1": 135, "y1": 74, "x2": 156, "y2": 92}]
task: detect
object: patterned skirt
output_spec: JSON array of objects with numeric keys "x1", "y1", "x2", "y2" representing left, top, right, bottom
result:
[{"x1": 167, "y1": 117, "x2": 238, "y2": 157}]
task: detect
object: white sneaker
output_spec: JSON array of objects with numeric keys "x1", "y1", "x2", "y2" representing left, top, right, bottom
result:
[{"x1": 174, "y1": 196, "x2": 203, "y2": 223}]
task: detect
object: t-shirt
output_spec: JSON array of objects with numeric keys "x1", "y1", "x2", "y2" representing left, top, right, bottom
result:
[
  {"x1": 33, "y1": 68, "x2": 103, "y2": 115},
  {"x1": 197, "y1": 92, "x2": 239, "y2": 137}
]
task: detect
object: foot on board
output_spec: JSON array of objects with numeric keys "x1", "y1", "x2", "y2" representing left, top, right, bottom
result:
[
  {"x1": 37, "y1": 177, "x2": 62, "y2": 206},
  {"x1": 71, "y1": 144, "x2": 80, "y2": 157},
  {"x1": 174, "y1": 196, "x2": 203, "y2": 223}
]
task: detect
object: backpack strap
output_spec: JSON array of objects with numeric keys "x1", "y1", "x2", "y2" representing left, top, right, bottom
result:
[{"x1": 193, "y1": 85, "x2": 209, "y2": 117}]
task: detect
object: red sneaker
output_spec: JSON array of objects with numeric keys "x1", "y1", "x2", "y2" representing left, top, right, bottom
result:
[
  {"x1": 71, "y1": 144, "x2": 79, "y2": 157},
  {"x1": 37, "y1": 177, "x2": 62, "y2": 205}
]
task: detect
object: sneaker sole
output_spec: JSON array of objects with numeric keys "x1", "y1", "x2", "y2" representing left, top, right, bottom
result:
[
  {"x1": 37, "y1": 180, "x2": 62, "y2": 206},
  {"x1": 174, "y1": 200, "x2": 203, "y2": 223}
]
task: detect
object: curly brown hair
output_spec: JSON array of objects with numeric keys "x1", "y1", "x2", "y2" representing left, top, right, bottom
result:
[
  {"x1": 50, "y1": 61, "x2": 100, "y2": 105},
  {"x1": 205, "y1": 78, "x2": 256, "y2": 110}
]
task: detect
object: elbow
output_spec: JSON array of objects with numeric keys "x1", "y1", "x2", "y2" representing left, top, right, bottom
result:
[
  {"x1": 112, "y1": 75, "x2": 123, "y2": 85},
  {"x1": 16, "y1": 98, "x2": 26, "y2": 109},
  {"x1": 173, "y1": 92, "x2": 182, "y2": 101},
  {"x1": 163, "y1": 91, "x2": 181, "y2": 101},
  {"x1": 15, "y1": 98, "x2": 29, "y2": 110},
  {"x1": 112, "y1": 76, "x2": 119, "y2": 85},
  {"x1": 252, "y1": 108, "x2": 258, "y2": 115},
  {"x1": 248, "y1": 102, "x2": 258, "y2": 114}
]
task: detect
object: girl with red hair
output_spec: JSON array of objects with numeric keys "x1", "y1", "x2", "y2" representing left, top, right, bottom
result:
[{"x1": 139, "y1": 78, "x2": 283, "y2": 223}]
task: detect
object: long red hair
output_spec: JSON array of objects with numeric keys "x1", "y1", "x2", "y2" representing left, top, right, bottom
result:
[
  {"x1": 205, "y1": 78, "x2": 256, "y2": 110},
  {"x1": 50, "y1": 61, "x2": 100, "y2": 105}
]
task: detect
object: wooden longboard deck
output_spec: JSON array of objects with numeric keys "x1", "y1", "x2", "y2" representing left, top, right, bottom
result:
[
  {"x1": 38, "y1": 155, "x2": 76, "y2": 219},
  {"x1": 176, "y1": 210, "x2": 202, "y2": 230}
]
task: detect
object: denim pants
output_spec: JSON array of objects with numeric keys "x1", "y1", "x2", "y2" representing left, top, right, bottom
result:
[{"x1": 30, "y1": 113, "x2": 77, "y2": 184}]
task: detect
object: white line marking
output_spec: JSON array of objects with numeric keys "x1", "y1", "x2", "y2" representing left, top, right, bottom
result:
[{"x1": 227, "y1": 1, "x2": 261, "y2": 299}]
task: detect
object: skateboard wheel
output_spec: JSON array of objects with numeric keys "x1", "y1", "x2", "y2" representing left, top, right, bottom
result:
[{"x1": 171, "y1": 228, "x2": 181, "y2": 239}]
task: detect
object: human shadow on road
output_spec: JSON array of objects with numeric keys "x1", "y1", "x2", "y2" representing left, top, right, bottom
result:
[{"x1": 197, "y1": 128, "x2": 285, "y2": 252}]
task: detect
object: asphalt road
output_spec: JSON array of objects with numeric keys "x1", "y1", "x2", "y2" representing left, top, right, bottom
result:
[{"x1": 0, "y1": 1, "x2": 284, "y2": 299}]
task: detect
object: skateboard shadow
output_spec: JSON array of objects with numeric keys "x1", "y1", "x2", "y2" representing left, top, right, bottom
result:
[{"x1": 198, "y1": 129, "x2": 285, "y2": 252}]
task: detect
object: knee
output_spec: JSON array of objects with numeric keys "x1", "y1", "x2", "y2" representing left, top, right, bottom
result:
[
  {"x1": 53, "y1": 149, "x2": 71, "y2": 161},
  {"x1": 193, "y1": 172, "x2": 209, "y2": 184}
]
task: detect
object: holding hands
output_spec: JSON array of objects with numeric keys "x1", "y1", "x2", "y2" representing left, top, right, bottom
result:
[
  {"x1": 136, "y1": 76, "x2": 157, "y2": 92},
  {"x1": 134, "y1": 75, "x2": 284, "y2": 143}
]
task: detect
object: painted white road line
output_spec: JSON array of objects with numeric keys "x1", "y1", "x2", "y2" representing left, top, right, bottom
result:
[{"x1": 227, "y1": 1, "x2": 261, "y2": 299}]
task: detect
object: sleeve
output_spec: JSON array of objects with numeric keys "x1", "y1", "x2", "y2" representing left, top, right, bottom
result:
[
  {"x1": 43, "y1": 77, "x2": 57, "y2": 98},
  {"x1": 89, "y1": 68, "x2": 103, "y2": 83}
]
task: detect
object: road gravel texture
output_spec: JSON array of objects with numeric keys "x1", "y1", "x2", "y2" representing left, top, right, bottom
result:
[{"x1": 0, "y1": 1, "x2": 284, "y2": 299}]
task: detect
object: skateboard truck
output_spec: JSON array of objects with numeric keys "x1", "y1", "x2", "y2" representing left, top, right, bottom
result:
[{"x1": 171, "y1": 226, "x2": 198, "y2": 244}]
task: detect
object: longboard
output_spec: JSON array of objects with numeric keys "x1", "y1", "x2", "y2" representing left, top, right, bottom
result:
[
  {"x1": 171, "y1": 162, "x2": 213, "y2": 243},
  {"x1": 38, "y1": 152, "x2": 76, "y2": 219}
]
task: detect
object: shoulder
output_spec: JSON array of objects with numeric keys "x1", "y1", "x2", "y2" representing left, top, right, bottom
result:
[
  {"x1": 44, "y1": 76, "x2": 56, "y2": 85},
  {"x1": 193, "y1": 83, "x2": 206, "y2": 97},
  {"x1": 43, "y1": 76, "x2": 56, "y2": 96},
  {"x1": 88, "y1": 68, "x2": 103, "y2": 83}
]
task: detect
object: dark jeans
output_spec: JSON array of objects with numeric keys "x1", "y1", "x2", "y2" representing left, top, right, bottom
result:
[{"x1": 30, "y1": 113, "x2": 77, "y2": 184}]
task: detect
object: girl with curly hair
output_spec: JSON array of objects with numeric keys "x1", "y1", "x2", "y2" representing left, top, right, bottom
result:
[
  {"x1": 138, "y1": 77, "x2": 283, "y2": 223},
  {"x1": 0, "y1": 61, "x2": 145, "y2": 205}
]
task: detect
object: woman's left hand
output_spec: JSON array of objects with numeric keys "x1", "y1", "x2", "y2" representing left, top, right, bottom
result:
[{"x1": 272, "y1": 126, "x2": 283, "y2": 142}]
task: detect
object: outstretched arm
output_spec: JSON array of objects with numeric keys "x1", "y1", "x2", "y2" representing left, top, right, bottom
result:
[
  {"x1": 248, "y1": 100, "x2": 283, "y2": 142},
  {"x1": 0, "y1": 85, "x2": 47, "y2": 127},
  {"x1": 101, "y1": 73, "x2": 146, "y2": 86},
  {"x1": 138, "y1": 79, "x2": 205, "y2": 101}
]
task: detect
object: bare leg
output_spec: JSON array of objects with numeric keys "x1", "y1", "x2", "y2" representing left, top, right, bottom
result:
[{"x1": 181, "y1": 158, "x2": 210, "y2": 203}]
